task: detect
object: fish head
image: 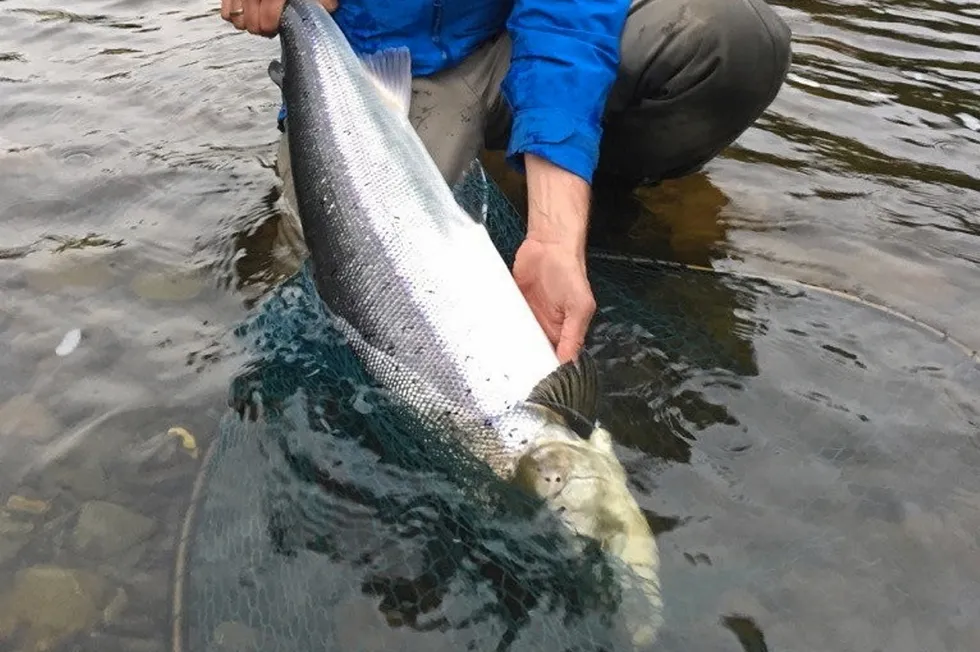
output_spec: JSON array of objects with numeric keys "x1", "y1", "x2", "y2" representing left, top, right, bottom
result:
[
  {"x1": 513, "y1": 421, "x2": 663, "y2": 647},
  {"x1": 512, "y1": 422, "x2": 613, "y2": 533},
  {"x1": 515, "y1": 354, "x2": 663, "y2": 645},
  {"x1": 513, "y1": 422, "x2": 637, "y2": 545}
]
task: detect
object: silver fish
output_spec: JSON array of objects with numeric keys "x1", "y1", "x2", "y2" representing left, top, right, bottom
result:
[{"x1": 272, "y1": 0, "x2": 661, "y2": 644}]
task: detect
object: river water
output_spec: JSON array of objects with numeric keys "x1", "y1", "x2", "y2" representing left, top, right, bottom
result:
[{"x1": 0, "y1": 1, "x2": 978, "y2": 651}]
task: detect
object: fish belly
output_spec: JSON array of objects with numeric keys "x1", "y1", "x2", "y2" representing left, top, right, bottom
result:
[{"x1": 278, "y1": 1, "x2": 560, "y2": 465}]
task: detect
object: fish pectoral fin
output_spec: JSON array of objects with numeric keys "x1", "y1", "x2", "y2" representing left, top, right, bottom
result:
[
  {"x1": 268, "y1": 59, "x2": 284, "y2": 90},
  {"x1": 587, "y1": 425, "x2": 615, "y2": 455},
  {"x1": 358, "y1": 47, "x2": 413, "y2": 117},
  {"x1": 526, "y1": 351, "x2": 600, "y2": 439}
]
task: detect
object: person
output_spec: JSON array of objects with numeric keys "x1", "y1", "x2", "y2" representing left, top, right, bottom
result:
[{"x1": 220, "y1": 0, "x2": 792, "y2": 364}]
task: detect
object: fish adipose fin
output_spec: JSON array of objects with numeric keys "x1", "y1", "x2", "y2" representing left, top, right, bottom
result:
[
  {"x1": 527, "y1": 351, "x2": 600, "y2": 439},
  {"x1": 268, "y1": 59, "x2": 284, "y2": 90},
  {"x1": 358, "y1": 47, "x2": 413, "y2": 117}
]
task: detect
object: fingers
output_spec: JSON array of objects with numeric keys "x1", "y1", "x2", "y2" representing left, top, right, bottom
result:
[
  {"x1": 225, "y1": 0, "x2": 334, "y2": 34},
  {"x1": 555, "y1": 293, "x2": 596, "y2": 364},
  {"x1": 233, "y1": 0, "x2": 284, "y2": 37},
  {"x1": 536, "y1": 307, "x2": 563, "y2": 348},
  {"x1": 257, "y1": 0, "x2": 287, "y2": 35},
  {"x1": 520, "y1": 293, "x2": 561, "y2": 347},
  {"x1": 221, "y1": 0, "x2": 246, "y2": 29},
  {"x1": 242, "y1": 0, "x2": 262, "y2": 34}
]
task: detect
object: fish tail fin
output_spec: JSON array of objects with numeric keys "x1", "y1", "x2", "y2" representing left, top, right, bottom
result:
[
  {"x1": 358, "y1": 47, "x2": 413, "y2": 117},
  {"x1": 526, "y1": 351, "x2": 600, "y2": 438}
]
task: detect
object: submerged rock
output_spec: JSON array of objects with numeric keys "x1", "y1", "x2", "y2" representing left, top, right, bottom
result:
[
  {"x1": 0, "y1": 537, "x2": 30, "y2": 565},
  {"x1": 71, "y1": 500, "x2": 156, "y2": 558},
  {"x1": 0, "y1": 511, "x2": 35, "y2": 537},
  {"x1": 5, "y1": 495, "x2": 51, "y2": 515},
  {"x1": 102, "y1": 587, "x2": 130, "y2": 626},
  {"x1": 23, "y1": 254, "x2": 116, "y2": 293},
  {"x1": 0, "y1": 509, "x2": 35, "y2": 565},
  {"x1": 46, "y1": 459, "x2": 113, "y2": 500},
  {"x1": 0, "y1": 394, "x2": 62, "y2": 442},
  {"x1": 0, "y1": 565, "x2": 112, "y2": 652},
  {"x1": 130, "y1": 270, "x2": 203, "y2": 302}
]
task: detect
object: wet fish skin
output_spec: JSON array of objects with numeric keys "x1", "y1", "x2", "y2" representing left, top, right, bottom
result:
[
  {"x1": 276, "y1": 0, "x2": 565, "y2": 479},
  {"x1": 515, "y1": 425, "x2": 663, "y2": 647},
  {"x1": 274, "y1": 0, "x2": 662, "y2": 644}
]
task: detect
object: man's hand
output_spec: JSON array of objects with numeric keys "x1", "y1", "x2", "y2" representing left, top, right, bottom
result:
[
  {"x1": 221, "y1": 0, "x2": 338, "y2": 36},
  {"x1": 515, "y1": 154, "x2": 596, "y2": 363}
]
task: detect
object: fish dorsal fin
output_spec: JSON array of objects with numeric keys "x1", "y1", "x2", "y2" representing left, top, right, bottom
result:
[
  {"x1": 527, "y1": 351, "x2": 600, "y2": 439},
  {"x1": 268, "y1": 59, "x2": 284, "y2": 90},
  {"x1": 358, "y1": 47, "x2": 413, "y2": 117}
]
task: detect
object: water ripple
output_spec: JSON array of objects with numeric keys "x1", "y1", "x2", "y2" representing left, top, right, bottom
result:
[{"x1": 2, "y1": 0, "x2": 980, "y2": 651}]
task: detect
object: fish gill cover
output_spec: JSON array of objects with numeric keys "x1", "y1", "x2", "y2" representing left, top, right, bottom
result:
[{"x1": 175, "y1": 162, "x2": 980, "y2": 652}]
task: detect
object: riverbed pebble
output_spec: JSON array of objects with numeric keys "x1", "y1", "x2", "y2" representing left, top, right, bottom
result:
[{"x1": 71, "y1": 500, "x2": 156, "y2": 558}]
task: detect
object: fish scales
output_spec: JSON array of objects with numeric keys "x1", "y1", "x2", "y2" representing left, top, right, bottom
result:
[
  {"x1": 273, "y1": 3, "x2": 664, "y2": 644},
  {"x1": 278, "y1": 0, "x2": 562, "y2": 474}
]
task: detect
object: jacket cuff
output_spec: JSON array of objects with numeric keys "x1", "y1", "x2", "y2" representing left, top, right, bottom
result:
[{"x1": 505, "y1": 108, "x2": 601, "y2": 185}]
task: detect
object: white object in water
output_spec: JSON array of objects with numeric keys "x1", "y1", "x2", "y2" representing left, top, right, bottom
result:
[
  {"x1": 55, "y1": 328, "x2": 82, "y2": 356},
  {"x1": 955, "y1": 113, "x2": 980, "y2": 132},
  {"x1": 786, "y1": 72, "x2": 821, "y2": 89}
]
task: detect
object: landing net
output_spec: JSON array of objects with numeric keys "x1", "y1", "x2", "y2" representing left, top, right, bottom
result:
[{"x1": 175, "y1": 161, "x2": 980, "y2": 652}]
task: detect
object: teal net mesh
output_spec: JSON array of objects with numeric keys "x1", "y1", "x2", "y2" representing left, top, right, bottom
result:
[{"x1": 178, "y1": 161, "x2": 980, "y2": 652}]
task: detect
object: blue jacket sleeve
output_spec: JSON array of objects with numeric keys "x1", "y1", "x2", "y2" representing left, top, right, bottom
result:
[{"x1": 501, "y1": 0, "x2": 631, "y2": 184}]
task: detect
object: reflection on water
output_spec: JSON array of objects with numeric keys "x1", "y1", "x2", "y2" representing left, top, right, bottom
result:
[
  {"x1": 721, "y1": 0, "x2": 980, "y2": 348},
  {"x1": 1, "y1": 0, "x2": 979, "y2": 651},
  {"x1": 178, "y1": 238, "x2": 980, "y2": 652}
]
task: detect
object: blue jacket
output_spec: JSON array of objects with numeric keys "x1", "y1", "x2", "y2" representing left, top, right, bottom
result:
[{"x1": 331, "y1": 0, "x2": 631, "y2": 184}]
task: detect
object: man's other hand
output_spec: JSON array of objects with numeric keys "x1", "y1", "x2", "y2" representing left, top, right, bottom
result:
[
  {"x1": 513, "y1": 236, "x2": 596, "y2": 364},
  {"x1": 518, "y1": 154, "x2": 596, "y2": 363}
]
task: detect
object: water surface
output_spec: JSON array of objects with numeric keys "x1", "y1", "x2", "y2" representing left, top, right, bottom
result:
[{"x1": 1, "y1": 1, "x2": 979, "y2": 651}]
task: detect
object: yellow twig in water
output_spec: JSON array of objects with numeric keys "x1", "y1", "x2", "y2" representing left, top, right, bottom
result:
[{"x1": 168, "y1": 427, "x2": 199, "y2": 459}]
